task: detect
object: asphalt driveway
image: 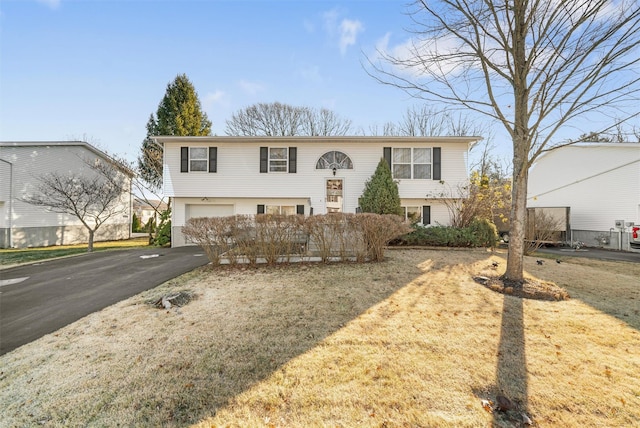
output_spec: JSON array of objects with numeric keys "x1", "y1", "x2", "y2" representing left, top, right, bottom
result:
[
  {"x1": 536, "y1": 246, "x2": 640, "y2": 263},
  {"x1": 0, "y1": 246, "x2": 208, "y2": 355}
]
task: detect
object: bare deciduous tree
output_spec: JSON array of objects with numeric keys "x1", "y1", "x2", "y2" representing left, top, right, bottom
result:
[
  {"x1": 300, "y1": 107, "x2": 353, "y2": 136},
  {"x1": 369, "y1": 0, "x2": 640, "y2": 282},
  {"x1": 225, "y1": 102, "x2": 352, "y2": 136},
  {"x1": 21, "y1": 157, "x2": 131, "y2": 252},
  {"x1": 369, "y1": 105, "x2": 487, "y2": 137}
]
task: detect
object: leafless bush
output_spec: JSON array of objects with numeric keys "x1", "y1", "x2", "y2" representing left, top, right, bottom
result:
[
  {"x1": 304, "y1": 215, "x2": 340, "y2": 262},
  {"x1": 229, "y1": 215, "x2": 258, "y2": 265},
  {"x1": 182, "y1": 217, "x2": 233, "y2": 264},
  {"x1": 358, "y1": 214, "x2": 412, "y2": 261},
  {"x1": 254, "y1": 214, "x2": 306, "y2": 264},
  {"x1": 525, "y1": 210, "x2": 565, "y2": 255},
  {"x1": 183, "y1": 213, "x2": 409, "y2": 265}
]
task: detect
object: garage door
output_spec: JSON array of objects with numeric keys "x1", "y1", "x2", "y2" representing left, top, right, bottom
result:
[{"x1": 186, "y1": 204, "x2": 234, "y2": 219}]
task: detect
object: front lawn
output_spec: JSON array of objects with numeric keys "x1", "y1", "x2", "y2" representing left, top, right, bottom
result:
[
  {"x1": 0, "y1": 249, "x2": 638, "y2": 427},
  {"x1": 0, "y1": 237, "x2": 149, "y2": 266}
]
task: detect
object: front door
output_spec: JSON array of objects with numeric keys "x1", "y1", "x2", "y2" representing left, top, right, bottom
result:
[{"x1": 326, "y1": 179, "x2": 343, "y2": 213}]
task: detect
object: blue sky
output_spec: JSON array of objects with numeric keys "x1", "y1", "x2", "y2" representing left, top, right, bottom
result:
[{"x1": 0, "y1": 0, "x2": 435, "y2": 162}]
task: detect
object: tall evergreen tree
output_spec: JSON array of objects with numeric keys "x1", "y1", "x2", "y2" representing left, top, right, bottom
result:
[
  {"x1": 138, "y1": 74, "x2": 212, "y2": 190},
  {"x1": 359, "y1": 158, "x2": 403, "y2": 216}
]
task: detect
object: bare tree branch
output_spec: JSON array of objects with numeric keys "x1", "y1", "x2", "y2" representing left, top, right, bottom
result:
[
  {"x1": 21, "y1": 156, "x2": 131, "y2": 252},
  {"x1": 366, "y1": 0, "x2": 640, "y2": 282}
]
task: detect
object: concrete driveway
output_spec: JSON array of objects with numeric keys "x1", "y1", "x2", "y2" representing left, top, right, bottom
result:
[{"x1": 0, "y1": 246, "x2": 208, "y2": 355}]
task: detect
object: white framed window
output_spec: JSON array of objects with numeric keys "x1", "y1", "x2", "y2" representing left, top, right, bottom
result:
[
  {"x1": 269, "y1": 148, "x2": 288, "y2": 172},
  {"x1": 189, "y1": 147, "x2": 208, "y2": 172},
  {"x1": 402, "y1": 206, "x2": 422, "y2": 224},
  {"x1": 393, "y1": 148, "x2": 431, "y2": 179},
  {"x1": 266, "y1": 205, "x2": 296, "y2": 215}
]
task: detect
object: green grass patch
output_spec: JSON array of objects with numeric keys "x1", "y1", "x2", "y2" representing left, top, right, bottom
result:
[{"x1": 0, "y1": 237, "x2": 150, "y2": 266}]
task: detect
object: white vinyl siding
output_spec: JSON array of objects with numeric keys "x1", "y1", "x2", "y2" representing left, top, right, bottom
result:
[
  {"x1": 0, "y1": 143, "x2": 132, "y2": 248},
  {"x1": 162, "y1": 137, "x2": 475, "y2": 245},
  {"x1": 528, "y1": 144, "x2": 640, "y2": 231}
]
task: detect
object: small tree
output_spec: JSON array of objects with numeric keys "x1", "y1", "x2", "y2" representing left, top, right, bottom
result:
[
  {"x1": 21, "y1": 156, "x2": 131, "y2": 252},
  {"x1": 359, "y1": 158, "x2": 403, "y2": 216},
  {"x1": 131, "y1": 213, "x2": 142, "y2": 233}
]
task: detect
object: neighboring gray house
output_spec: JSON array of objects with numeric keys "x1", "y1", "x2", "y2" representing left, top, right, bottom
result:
[
  {"x1": 527, "y1": 142, "x2": 640, "y2": 251},
  {"x1": 0, "y1": 141, "x2": 133, "y2": 248}
]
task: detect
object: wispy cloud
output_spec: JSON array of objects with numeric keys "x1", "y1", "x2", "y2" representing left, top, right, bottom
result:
[
  {"x1": 204, "y1": 90, "x2": 225, "y2": 105},
  {"x1": 339, "y1": 18, "x2": 364, "y2": 55},
  {"x1": 238, "y1": 80, "x2": 265, "y2": 95},
  {"x1": 36, "y1": 0, "x2": 61, "y2": 10},
  {"x1": 322, "y1": 8, "x2": 364, "y2": 55}
]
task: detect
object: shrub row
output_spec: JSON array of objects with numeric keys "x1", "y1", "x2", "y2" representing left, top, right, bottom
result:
[
  {"x1": 181, "y1": 213, "x2": 411, "y2": 266},
  {"x1": 392, "y1": 218, "x2": 498, "y2": 248}
]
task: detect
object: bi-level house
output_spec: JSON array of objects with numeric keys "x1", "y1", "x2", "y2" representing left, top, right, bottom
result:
[
  {"x1": 0, "y1": 141, "x2": 133, "y2": 248},
  {"x1": 155, "y1": 136, "x2": 481, "y2": 247}
]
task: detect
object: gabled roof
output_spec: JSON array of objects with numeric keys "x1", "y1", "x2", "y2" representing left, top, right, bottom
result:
[{"x1": 0, "y1": 141, "x2": 135, "y2": 177}]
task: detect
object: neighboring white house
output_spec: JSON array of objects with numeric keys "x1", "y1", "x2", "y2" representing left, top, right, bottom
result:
[
  {"x1": 527, "y1": 142, "x2": 640, "y2": 251},
  {"x1": 155, "y1": 136, "x2": 481, "y2": 247},
  {"x1": 133, "y1": 197, "x2": 168, "y2": 227},
  {"x1": 0, "y1": 141, "x2": 133, "y2": 248}
]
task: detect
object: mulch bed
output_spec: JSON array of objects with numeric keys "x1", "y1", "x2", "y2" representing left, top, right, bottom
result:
[{"x1": 473, "y1": 275, "x2": 570, "y2": 301}]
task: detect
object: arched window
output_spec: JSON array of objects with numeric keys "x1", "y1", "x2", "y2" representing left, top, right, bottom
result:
[{"x1": 316, "y1": 151, "x2": 353, "y2": 170}]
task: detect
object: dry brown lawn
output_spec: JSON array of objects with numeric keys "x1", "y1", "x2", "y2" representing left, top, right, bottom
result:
[{"x1": 0, "y1": 248, "x2": 639, "y2": 427}]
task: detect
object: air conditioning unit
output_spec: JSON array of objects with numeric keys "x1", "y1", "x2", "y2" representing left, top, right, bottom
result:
[
  {"x1": 615, "y1": 220, "x2": 625, "y2": 228},
  {"x1": 626, "y1": 222, "x2": 635, "y2": 227}
]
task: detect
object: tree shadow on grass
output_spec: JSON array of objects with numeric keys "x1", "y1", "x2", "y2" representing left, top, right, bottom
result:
[
  {"x1": 473, "y1": 295, "x2": 530, "y2": 427},
  {"x1": 101, "y1": 258, "x2": 427, "y2": 427},
  {"x1": 493, "y1": 295, "x2": 529, "y2": 426}
]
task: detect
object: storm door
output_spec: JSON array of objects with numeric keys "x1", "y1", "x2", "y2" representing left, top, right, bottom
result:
[{"x1": 326, "y1": 179, "x2": 343, "y2": 213}]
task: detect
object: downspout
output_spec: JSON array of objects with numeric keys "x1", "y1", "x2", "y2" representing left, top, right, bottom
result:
[{"x1": 0, "y1": 157, "x2": 13, "y2": 248}]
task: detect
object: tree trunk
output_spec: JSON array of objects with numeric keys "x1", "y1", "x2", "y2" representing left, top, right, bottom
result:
[
  {"x1": 504, "y1": 151, "x2": 528, "y2": 283},
  {"x1": 504, "y1": 0, "x2": 529, "y2": 285},
  {"x1": 87, "y1": 229, "x2": 95, "y2": 252}
]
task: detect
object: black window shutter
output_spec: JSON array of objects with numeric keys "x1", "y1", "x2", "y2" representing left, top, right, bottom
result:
[
  {"x1": 383, "y1": 147, "x2": 392, "y2": 169},
  {"x1": 296, "y1": 204, "x2": 304, "y2": 215},
  {"x1": 208, "y1": 147, "x2": 217, "y2": 173},
  {"x1": 257, "y1": 204, "x2": 265, "y2": 214},
  {"x1": 181, "y1": 147, "x2": 189, "y2": 173},
  {"x1": 433, "y1": 147, "x2": 441, "y2": 180},
  {"x1": 289, "y1": 147, "x2": 297, "y2": 173},
  {"x1": 422, "y1": 206, "x2": 431, "y2": 225},
  {"x1": 260, "y1": 147, "x2": 268, "y2": 173}
]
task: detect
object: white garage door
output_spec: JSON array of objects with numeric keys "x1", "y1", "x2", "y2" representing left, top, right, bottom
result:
[{"x1": 186, "y1": 204, "x2": 234, "y2": 219}]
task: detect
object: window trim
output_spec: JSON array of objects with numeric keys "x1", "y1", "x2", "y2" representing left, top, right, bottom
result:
[
  {"x1": 315, "y1": 150, "x2": 354, "y2": 170},
  {"x1": 269, "y1": 147, "x2": 289, "y2": 173},
  {"x1": 257, "y1": 204, "x2": 305, "y2": 215},
  {"x1": 189, "y1": 147, "x2": 209, "y2": 172},
  {"x1": 385, "y1": 147, "x2": 440, "y2": 180},
  {"x1": 260, "y1": 146, "x2": 297, "y2": 173},
  {"x1": 180, "y1": 146, "x2": 217, "y2": 173},
  {"x1": 400, "y1": 205, "x2": 431, "y2": 225},
  {"x1": 392, "y1": 147, "x2": 432, "y2": 180}
]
